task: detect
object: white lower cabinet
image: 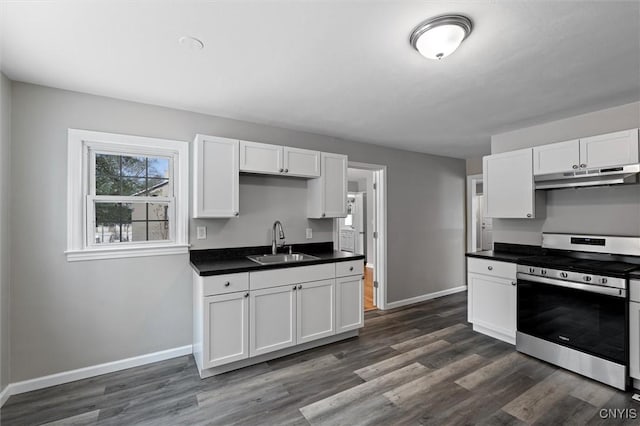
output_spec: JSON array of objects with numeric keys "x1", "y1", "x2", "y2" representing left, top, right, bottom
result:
[
  {"x1": 202, "y1": 292, "x2": 249, "y2": 369},
  {"x1": 467, "y1": 258, "x2": 517, "y2": 344},
  {"x1": 194, "y1": 263, "x2": 364, "y2": 377},
  {"x1": 336, "y1": 275, "x2": 364, "y2": 333},
  {"x1": 250, "y1": 285, "x2": 296, "y2": 356},
  {"x1": 297, "y1": 279, "x2": 335, "y2": 344}
]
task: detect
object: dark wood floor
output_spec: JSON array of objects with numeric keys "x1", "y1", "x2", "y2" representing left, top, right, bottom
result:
[{"x1": 2, "y1": 291, "x2": 640, "y2": 425}]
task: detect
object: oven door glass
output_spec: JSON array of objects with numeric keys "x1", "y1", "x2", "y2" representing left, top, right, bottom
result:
[{"x1": 517, "y1": 278, "x2": 626, "y2": 364}]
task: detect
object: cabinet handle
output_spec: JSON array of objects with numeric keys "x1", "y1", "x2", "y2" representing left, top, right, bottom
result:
[
  {"x1": 234, "y1": 212, "x2": 239, "y2": 216},
  {"x1": 349, "y1": 266, "x2": 354, "y2": 271},
  {"x1": 526, "y1": 213, "x2": 532, "y2": 218},
  {"x1": 279, "y1": 168, "x2": 284, "y2": 172},
  {"x1": 284, "y1": 169, "x2": 289, "y2": 173},
  {"x1": 224, "y1": 282, "x2": 230, "y2": 287},
  {"x1": 487, "y1": 266, "x2": 493, "y2": 271},
  {"x1": 298, "y1": 285, "x2": 302, "y2": 289},
  {"x1": 293, "y1": 286, "x2": 297, "y2": 290},
  {"x1": 572, "y1": 164, "x2": 578, "y2": 169},
  {"x1": 580, "y1": 164, "x2": 586, "y2": 168},
  {"x1": 321, "y1": 213, "x2": 326, "y2": 218},
  {"x1": 244, "y1": 292, "x2": 249, "y2": 298},
  {"x1": 511, "y1": 282, "x2": 517, "y2": 286}
]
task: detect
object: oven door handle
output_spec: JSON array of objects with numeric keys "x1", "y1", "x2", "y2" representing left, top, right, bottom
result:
[{"x1": 516, "y1": 273, "x2": 626, "y2": 298}]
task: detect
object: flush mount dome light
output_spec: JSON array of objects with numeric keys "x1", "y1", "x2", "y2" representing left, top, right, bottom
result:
[
  {"x1": 178, "y1": 36, "x2": 204, "y2": 50},
  {"x1": 410, "y1": 15, "x2": 472, "y2": 60}
]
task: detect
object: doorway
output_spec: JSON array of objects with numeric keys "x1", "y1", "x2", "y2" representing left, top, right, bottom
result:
[
  {"x1": 336, "y1": 162, "x2": 387, "y2": 311},
  {"x1": 466, "y1": 174, "x2": 493, "y2": 252}
]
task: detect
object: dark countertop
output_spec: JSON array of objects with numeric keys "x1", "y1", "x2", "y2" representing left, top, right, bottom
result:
[
  {"x1": 465, "y1": 250, "x2": 529, "y2": 264},
  {"x1": 190, "y1": 242, "x2": 365, "y2": 276},
  {"x1": 465, "y1": 243, "x2": 543, "y2": 264}
]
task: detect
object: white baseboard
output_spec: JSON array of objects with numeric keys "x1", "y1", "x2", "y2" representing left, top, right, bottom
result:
[
  {"x1": 366, "y1": 262, "x2": 374, "y2": 269},
  {"x1": 0, "y1": 344, "x2": 192, "y2": 407},
  {"x1": 384, "y1": 285, "x2": 467, "y2": 310},
  {"x1": 0, "y1": 383, "x2": 10, "y2": 407}
]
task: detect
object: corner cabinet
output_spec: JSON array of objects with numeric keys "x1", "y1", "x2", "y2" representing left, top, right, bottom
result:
[
  {"x1": 307, "y1": 152, "x2": 348, "y2": 218},
  {"x1": 483, "y1": 148, "x2": 544, "y2": 219},
  {"x1": 467, "y1": 257, "x2": 516, "y2": 345},
  {"x1": 240, "y1": 140, "x2": 321, "y2": 178},
  {"x1": 193, "y1": 135, "x2": 239, "y2": 218}
]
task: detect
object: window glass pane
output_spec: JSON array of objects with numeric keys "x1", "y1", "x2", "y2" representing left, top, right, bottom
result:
[
  {"x1": 121, "y1": 156, "x2": 147, "y2": 177},
  {"x1": 147, "y1": 178, "x2": 170, "y2": 196},
  {"x1": 94, "y1": 153, "x2": 172, "y2": 196},
  {"x1": 121, "y1": 177, "x2": 147, "y2": 196},
  {"x1": 94, "y1": 202, "x2": 170, "y2": 244},
  {"x1": 96, "y1": 175, "x2": 121, "y2": 195},
  {"x1": 148, "y1": 157, "x2": 170, "y2": 178}
]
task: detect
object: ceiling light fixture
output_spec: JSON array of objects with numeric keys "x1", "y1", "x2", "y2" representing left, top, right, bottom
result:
[
  {"x1": 410, "y1": 15, "x2": 472, "y2": 60},
  {"x1": 178, "y1": 36, "x2": 205, "y2": 50}
]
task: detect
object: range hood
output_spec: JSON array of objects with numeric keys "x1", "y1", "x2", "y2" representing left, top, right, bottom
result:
[{"x1": 535, "y1": 164, "x2": 640, "y2": 190}]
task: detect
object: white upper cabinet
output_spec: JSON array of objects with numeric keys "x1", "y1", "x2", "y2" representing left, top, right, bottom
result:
[
  {"x1": 484, "y1": 148, "x2": 538, "y2": 219},
  {"x1": 283, "y1": 146, "x2": 321, "y2": 177},
  {"x1": 307, "y1": 152, "x2": 348, "y2": 218},
  {"x1": 532, "y1": 129, "x2": 639, "y2": 175},
  {"x1": 579, "y1": 129, "x2": 639, "y2": 169},
  {"x1": 239, "y1": 140, "x2": 283, "y2": 175},
  {"x1": 240, "y1": 141, "x2": 320, "y2": 177},
  {"x1": 533, "y1": 139, "x2": 580, "y2": 175},
  {"x1": 193, "y1": 135, "x2": 239, "y2": 218}
]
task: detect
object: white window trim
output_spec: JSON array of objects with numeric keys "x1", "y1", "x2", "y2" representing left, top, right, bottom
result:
[{"x1": 66, "y1": 129, "x2": 190, "y2": 261}]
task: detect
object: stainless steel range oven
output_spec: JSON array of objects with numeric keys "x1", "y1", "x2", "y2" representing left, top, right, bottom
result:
[{"x1": 516, "y1": 234, "x2": 640, "y2": 390}]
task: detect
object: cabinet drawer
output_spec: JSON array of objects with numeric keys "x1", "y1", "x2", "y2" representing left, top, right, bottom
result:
[
  {"x1": 335, "y1": 260, "x2": 364, "y2": 277},
  {"x1": 467, "y1": 257, "x2": 516, "y2": 280},
  {"x1": 202, "y1": 273, "x2": 249, "y2": 296},
  {"x1": 250, "y1": 264, "x2": 334, "y2": 290}
]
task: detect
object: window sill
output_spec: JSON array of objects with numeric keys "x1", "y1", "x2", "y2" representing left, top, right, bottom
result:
[{"x1": 65, "y1": 244, "x2": 190, "y2": 262}]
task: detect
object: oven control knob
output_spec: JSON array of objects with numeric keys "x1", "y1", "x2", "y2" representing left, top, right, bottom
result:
[
  {"x1": 583, "y1": 276, "x2": 592, "y2": 282},
  {"x1": 560, "y1": 272, "x2": 568, "y2": 278},
  {"x1": 601, "y1": 278, "x2": 608, "y2": 284},
  {"x1": 529, "y1": 267, "x2": 535, "y2": 274},
  {"x1": 541, "y1": 269, "x2": 547, "y2": 276}
]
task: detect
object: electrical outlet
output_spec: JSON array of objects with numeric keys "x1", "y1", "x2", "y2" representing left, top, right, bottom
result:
[
  {"x1": 196, "y1": 226, "x2": 207, "y2": 240},
  {"x1": 306, "y1": 228, "x2": 313, "y2": 239}
]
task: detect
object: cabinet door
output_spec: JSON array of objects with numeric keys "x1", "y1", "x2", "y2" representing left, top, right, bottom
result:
[
  {"x1": 203, "y1": 292, "x2": 249, "y2": 369},
  {"x1": 250, "y1": 285, "x2": 296, "y2": 356},
  {"x1": 336, "y1": 275, "x2": 364, "y2": 333},
  {"x1": 239, "y1": 141, "x2": 283, "y2": 175},
  {"x1": 483, "y1": 148, "x2": 536, "y2": 218},
  {"x1": 469, "y1": 273, "x2": 516, "y2": 342},
  {"x1": 283, "y1": 147, "x2": 321, "y2": 177},
  {"x1": 630, "y1": 301, "x2": 640, "y2": 379},
  {"x1": 193, "y1": 135, "x2": 239, "y2": 218},
  {"x1": 296, "y1": 279, "x2": 335, "y2": 344},
  {"x1": 533, "y1": 139, "x2": 580, "y2": 175},
  {"x1": 579, "y1": 129, "x2": 639, "y2": 169}
]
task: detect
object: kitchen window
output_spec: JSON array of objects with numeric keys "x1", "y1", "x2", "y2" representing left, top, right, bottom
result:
[{"x1": 66, "y1": 129, "x2": 189, "y2": 261}]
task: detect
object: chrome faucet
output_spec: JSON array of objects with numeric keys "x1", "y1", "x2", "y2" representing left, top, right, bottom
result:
[{"x1": 272, "y1": 221, "x2": 286, "y2": 255}]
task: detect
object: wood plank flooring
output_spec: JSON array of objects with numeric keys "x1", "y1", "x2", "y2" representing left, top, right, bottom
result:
[
  {"x1": 364, "y1": 265, "x2": 376, "y2": 311},
  {"x1": 2, "y1": 291, "x2": 640, "y2": 425}
]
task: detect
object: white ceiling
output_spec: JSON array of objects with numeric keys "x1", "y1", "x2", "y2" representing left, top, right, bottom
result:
[{"x1": 1, "y1": 1, "x2": 639, "y2": 159}]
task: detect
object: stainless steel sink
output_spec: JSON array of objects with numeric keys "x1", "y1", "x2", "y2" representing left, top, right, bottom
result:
[{"x1": 247, "y1": 253, "x2": 319, "y2": 265}]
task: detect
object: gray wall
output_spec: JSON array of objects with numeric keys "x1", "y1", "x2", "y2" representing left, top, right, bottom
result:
[
  {"x1": 466, "y1": 157, "x2": 483, "y2": 176},
  {"x1": 0, "y1": 73, "x2": 11, "y2": 393},
  {"x1": 490, "y1": 102, "x2": 640, "y2": 245},
  {"x1": 8, "y1": 81, "x2": 465, "y2": 382}
]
